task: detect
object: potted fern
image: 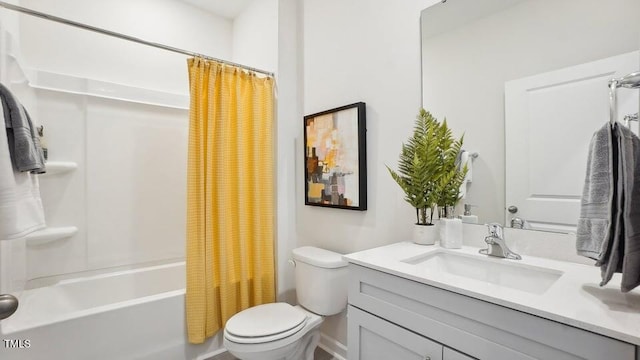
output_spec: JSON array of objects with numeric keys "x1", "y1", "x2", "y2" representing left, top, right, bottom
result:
[
  {"x1": 435, "y1": 120, "x2": 468, "y2": 219},
  {"x1": 387, "y1": 109, "x2": 466, "y2": 245}
]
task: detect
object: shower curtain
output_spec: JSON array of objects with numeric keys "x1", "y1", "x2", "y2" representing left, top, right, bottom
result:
[{"x1": 185, "y1": 58, "x2": 275, "y2": 344}]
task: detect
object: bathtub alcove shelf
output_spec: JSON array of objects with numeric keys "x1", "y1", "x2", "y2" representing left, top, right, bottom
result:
[
  {"x1": 41, "y1": 161, "x2": 78, "y2": 176},
  {"x1": 26, "y1": 226, "x2": 78, "y2": 246}
]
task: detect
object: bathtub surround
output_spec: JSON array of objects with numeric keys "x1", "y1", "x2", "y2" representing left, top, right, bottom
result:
[
  {"x1": 0, "y1": 0, "x2": 234, "y2": 283},
  {"x1": 0, "y1": 262, "x2": 193, "y2": 360},
  {"x1": 0, "y1": 0, "x2": 285, "y2": 358},
  {"x1": 186, "y1": 58, "x2": 276, "y2": 344}
]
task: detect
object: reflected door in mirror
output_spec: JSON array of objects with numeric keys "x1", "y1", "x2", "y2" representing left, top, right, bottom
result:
[{"x1": 505, "y1": 51, "x2": 640, "y2": 232}]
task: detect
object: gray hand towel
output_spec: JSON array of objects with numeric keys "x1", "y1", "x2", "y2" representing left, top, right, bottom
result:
[
  {"x1": 618, "y1": 125, "x2": 640, "y2": 292},
  {"x1": 593, "y1": 124, "x2": 640, "y2": 292},
  {"x1": 0, "y1": 82, "x2": 46, "y2": 174},
  {"x1": 599, "y1": 124, "x2": 624, "y2": 286},
  {"x1": 577, "y1": 124, "x2": 614, "y2": 260}
]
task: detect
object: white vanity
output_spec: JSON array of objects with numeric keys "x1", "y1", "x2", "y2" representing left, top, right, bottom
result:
[{"x1": 343, "y1": 242, "x2": 640, "y2": 360}]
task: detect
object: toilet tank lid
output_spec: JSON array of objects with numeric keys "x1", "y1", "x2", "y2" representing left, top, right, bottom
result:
[{"x1": 292, "y1": 246, "x2": 348, "y2": 269}]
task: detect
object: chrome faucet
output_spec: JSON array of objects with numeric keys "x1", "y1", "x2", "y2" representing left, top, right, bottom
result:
[
  {"x1": 510, "y1": 217, "x2": 529, "y2": 229},
  {"x1": 479, "y1": 223, "x2": 521, "y2": 260}
]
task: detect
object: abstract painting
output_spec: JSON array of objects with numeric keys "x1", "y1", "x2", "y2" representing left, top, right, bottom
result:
[{"x1": 304, "y1": 102, "x2": 367, "y2": 210}]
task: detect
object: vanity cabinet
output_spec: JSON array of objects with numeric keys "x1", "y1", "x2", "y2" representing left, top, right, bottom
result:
[
  {"x1": 347, "y1": 264, "x2": 636, "y2": 360},
  {"x1": 349, "y1": 304, "x2": 473, "y2": 359}
]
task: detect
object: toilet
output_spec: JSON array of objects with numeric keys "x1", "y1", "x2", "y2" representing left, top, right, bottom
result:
[{"x1": 223, "y1": 246, "x2": 348, "y2": 360}]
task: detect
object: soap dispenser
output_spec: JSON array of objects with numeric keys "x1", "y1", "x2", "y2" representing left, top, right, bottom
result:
[
  {"x1": 439, "y1": 206, "x2": 462, "y2": 249},
  {"x1": 459, "y1": 204, "x2": 478, "y2": 224}
]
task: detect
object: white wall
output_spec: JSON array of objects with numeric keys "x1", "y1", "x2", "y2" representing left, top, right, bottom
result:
[
  {"x1": 299, "y1": 0, "x2": 440, "y2": 348},
  {"x1": 300, "y1": 0, "x2": 439, "y2": 260},
  {"x1": 421, "y1": 0, "x2": 640, "y2": 224},
  {"x1": 232, "y1": 0, "x2": 278, "y2": 73},
  {"x1": 273, "y1": 0, "x2": 302, "y2": 303}
]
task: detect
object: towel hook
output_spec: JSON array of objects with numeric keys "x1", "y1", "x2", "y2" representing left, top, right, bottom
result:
[
  {"x1": 609, "y1": 71, "x2": 640, "y2": 127},
  {"x1": 624, "y1": 113, "x2": 639, "y2": 128}
]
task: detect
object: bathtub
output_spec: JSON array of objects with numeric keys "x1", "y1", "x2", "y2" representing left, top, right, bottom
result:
[{"x1": 0, "y1": 262, "x2": 225, "y2": 360}]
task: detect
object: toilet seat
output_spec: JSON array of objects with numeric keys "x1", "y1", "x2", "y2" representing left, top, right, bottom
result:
[{"x1": 225, "y1": 303, "x2": 308, "y2": 344}]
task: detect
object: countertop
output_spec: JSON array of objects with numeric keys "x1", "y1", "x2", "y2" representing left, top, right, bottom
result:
[{"x1": 343, "y1": 242, "x2": 640, "y2": 346}]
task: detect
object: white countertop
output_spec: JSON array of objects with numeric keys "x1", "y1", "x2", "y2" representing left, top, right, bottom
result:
[{"x1": 343, "y1": 242, "x2": 640, "y2": 346}]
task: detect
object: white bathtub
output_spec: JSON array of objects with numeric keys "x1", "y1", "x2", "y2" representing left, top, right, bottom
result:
[{"x1": 0, "y1": 262, "x2": 225, "y2": 360}]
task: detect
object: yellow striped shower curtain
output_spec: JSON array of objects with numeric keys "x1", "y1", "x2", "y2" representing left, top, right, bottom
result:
[{"x1": 186, "y1": 58, "x2": 275, "y2": 344}]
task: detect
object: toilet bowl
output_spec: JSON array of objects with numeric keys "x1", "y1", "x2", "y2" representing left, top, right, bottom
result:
[
  {"x1": 223, "y1": 246, "x2": 348, "y2": 360},
  {"x1": 223, "y1": 303, "x2": 322, "y2": 360}
]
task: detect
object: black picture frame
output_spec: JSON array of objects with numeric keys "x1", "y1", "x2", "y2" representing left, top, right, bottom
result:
[{"x1": 303, "y1": 102, "x2": 367, "y2": 210}]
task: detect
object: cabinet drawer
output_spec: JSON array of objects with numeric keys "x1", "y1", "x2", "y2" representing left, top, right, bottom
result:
[
  {"x1": 348, "y1": 264, "x2": 635, "y2": 360},
  {"x1": 348, "y1": 305, "x2": 442, "y2": 360}
]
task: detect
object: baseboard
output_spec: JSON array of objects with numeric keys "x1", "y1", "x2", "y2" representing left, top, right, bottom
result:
[
  {"x1": 318, "y1": 332, "x2": 347, "y2": 360},
  {"x1": 204, "y1": 333, "x2": 347, "y2": 360},
  {"x1": 196, "y1": 347, "x2": 228, "y2": 360}
]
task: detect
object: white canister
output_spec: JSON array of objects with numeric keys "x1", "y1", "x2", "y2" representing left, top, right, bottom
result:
[
  {"x1": 439, "y1": 217, "x2": 463, "y2": 249},
  {"x1": 413, "y1": 223, "x2": 439, "y2": 245}
]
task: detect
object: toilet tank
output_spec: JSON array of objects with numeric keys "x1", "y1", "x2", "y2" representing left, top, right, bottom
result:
[{"x1": 292, "y1": 246, "x2": 348, "y2": 316}]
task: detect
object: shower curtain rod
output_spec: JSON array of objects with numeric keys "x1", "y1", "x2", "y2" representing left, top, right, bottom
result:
[{"x1": 0, "y1": 1, "x2": 275, "y2": 77}]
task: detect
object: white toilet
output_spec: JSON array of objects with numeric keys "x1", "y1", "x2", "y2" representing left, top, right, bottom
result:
[{"x1": 223, "y1": 246, "x2": 348, "y2": 360}]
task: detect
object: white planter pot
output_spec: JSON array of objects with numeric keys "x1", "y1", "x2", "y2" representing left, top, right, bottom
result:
[{"x1": 413, "y1": 223, "x2": 438, "y2": 245}]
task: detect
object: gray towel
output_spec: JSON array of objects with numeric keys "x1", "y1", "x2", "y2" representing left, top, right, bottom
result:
[
  {"x1": 576, "y1": 124, "x2": 614, "y2": 260},
  {"x1": 585, "y1": 124, "x2": 640, "y2": 292},
  {"x1": 618, "y1": 125, "x2": 640, "y2": 292},
  {"x1": 0, "y1": 83, "x2": 46, "y2": 174},
  {"x1": 598, "y1": 125, "x2": 624, "y2": 285}
]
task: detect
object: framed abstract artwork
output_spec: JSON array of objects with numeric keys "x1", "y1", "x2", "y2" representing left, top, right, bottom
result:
[{"x1": 304, "y1": 102, "x2": 367, "y2": 210}]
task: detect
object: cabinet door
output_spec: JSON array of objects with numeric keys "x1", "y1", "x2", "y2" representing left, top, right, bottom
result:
[
  {"x1": 348, "y1": 305, "x2": 442, "y2": 360},
  {"x1": 443, "y1": 347, "x2": 475, "y2": 360}
]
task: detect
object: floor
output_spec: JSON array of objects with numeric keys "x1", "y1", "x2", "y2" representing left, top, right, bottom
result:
[{"x1": 211, "y1": 347, "x2": 335, "y2": 360}]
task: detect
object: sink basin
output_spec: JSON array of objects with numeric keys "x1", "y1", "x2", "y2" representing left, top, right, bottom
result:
[{"x1": 402, "y1": 251, "x2": 563, "y2": 295}]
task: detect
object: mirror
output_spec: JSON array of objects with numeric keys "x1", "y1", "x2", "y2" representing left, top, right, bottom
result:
[{"x1": 421, "y1": 0, "x2": 640, "y2": 233}]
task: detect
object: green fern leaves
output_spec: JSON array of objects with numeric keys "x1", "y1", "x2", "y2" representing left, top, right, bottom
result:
[{"x1": 387, "y1": 109, "x2": 467, "y2": 224}]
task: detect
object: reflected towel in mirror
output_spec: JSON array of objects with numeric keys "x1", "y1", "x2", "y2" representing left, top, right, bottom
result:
[{"x1": 458, "y1": 150, "x2": 473, "y2": 199}]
